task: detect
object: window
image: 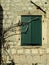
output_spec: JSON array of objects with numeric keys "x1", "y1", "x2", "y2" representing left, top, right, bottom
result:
[{"x1": 21, "y1": 15, "x2": 42, "y2": 46}]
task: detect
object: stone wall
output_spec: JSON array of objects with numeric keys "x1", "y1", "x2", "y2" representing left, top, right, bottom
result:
[{"x1": 0, "y1": 0, "x2": 49, "y2": 65}]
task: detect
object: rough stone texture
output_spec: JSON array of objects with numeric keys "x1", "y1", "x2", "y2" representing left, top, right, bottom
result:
[{"x1": 0, "y1": 0, "x2": 49, "y2": 65}]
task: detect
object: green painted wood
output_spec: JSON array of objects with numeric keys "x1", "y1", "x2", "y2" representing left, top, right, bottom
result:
[
  {"x1": 21, "y1": 15, "x2": 42, "y2": 46},
  {"x1": 21, "y1": 15, "x2": 31, "y2": 46},
  {"x1": 31, "y1": 15, "x2": 42, "y2": 46}
]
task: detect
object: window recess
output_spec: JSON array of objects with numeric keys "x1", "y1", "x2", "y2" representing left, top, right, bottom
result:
[{"x1": 21, "y1": 15, "x2": 42, "y2": 46}]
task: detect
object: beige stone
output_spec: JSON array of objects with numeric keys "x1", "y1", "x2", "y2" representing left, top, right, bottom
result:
[
  {"x1": 24, "y1": 49, "x2": 30, "y2": 54},
  {"x1": 31, "y1": 49, "x2": 38, "y2": 54},
  {"x1": 17, "y1": 49, "x2": 23, "y2": 54},
  {"x1": 1, "y1": 0, "x2": 49, "y2": 64},
  {"x1": 39, "y1": 49, "x2": 45, "y2": 54},
  {"x1": 47, "y1": 48, "x2": 49, "y2": 53},
  {"x1": 13, "y1": 55, "x2": 26, "y2": 63},
  {"x1": 11, "y1": 48, "x2": 16, "y2": 54}
]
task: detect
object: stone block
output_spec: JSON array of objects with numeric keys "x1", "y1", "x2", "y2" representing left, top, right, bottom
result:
[
  {"x1": 46, "y1": 48, "x2": 49, "y2": 53},
  {"x1": 31, "y1": 49, "x2": 38, "y2": 54},
  {"x1": 17, "y1": 49, "x2": 23, "y2": 54},
  {"x1": 11, "y1": 48, "x2": 16, "y2": 55},
  {"x1": 24, "y1": 49, "x2": 30, "y2": 54}
]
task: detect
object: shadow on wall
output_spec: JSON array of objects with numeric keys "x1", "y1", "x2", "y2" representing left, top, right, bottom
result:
[{"x1": 0, "y1": 4, "x2": 3, "y2": 64}]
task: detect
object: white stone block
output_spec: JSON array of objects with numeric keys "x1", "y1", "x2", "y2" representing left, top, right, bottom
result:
[
  {"x1": 47, "y1": 48, "x2": 49, "y2": 53},
  {"x1": 31, "y1": 49, "x2": 38, "y2": 54},
  {"x1": 17, "y1": 49, "x2": 23, "y2": 54},
  {"x1": 25, "y1": 49, "x2": 30, "y2": 54},
  {"x1": 39, "y1": 49, "x2": 45, "y2": 54},
  {"x1": 11, "y1": 48, "x2": 16, "y2": 54}
]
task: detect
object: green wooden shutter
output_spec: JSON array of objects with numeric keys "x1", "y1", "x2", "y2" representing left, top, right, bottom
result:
[
  {"x1": 31, "y1": 15, "x2": 42, "y2": 46},
  {"x1": 21, "y1": 15, "x2": 31, "y2": 46},
  {"x1": 21, "y1": 15, "x2": 42, "y2": 46}
]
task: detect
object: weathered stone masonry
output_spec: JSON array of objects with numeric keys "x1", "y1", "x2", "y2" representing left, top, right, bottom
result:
[{"x1": 0, "y1": 0, "x2": 49, "y2": 65}]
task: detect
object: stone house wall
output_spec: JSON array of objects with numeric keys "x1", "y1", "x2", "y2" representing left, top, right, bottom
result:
[{"x1": 0, "y1": 0, "x2": 49, "y2": 65}]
